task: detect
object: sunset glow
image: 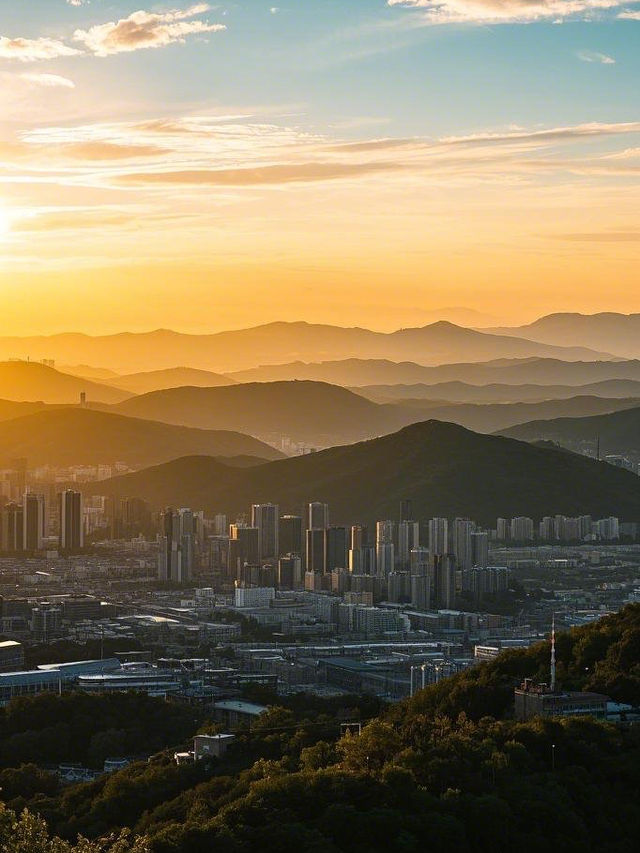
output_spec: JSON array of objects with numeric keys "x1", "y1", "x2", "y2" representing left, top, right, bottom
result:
[{"x1": 0, "y1": 1, "x2": 639, "y2": 333}]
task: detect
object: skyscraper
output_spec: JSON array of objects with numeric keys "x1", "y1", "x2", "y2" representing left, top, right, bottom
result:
[
  {"x1": 1, "y1": 502, "x2": 24, "y2": 552},
  {"x1": 399, "y1": 499, "x2": 413, "y2": 523},
  {"x1": 251, "y1": 503, "x2": 279, "y2": 562},
  {"x1": 158, "y1": 507, "x2": 196, "y2": 583},
  {"x1": 471, "y1": 530, "x2": 489, "y2": 568},
  {"x1": 23, "y1": 493, "x2": 46, "y2": 551},
  {"x1": 398, "y1": 520, "x2": 420, "y2": 570},
  {"x1": 279, "y1": 515, "x2": 303, "y2": 556},
  {"x1": 306, "y1": 528, "x2": 327, "y2": 574},
  {"x1": 59, "y1": 490, "x2": 83, "y2": 551},
  {"x1": 227, "y1": 524, "x2": 260, "y2": 579},
  {"x1": 452, "y1": 518, "x2": 474, "y2": 571},
  {"x1": 434, "y1": 554, "x2": 456, "y2": 609},
  {"x1": 308, "y1": 501, "x2": 329, "y2": 530},
  {"x1": 326, "y1": 526, "x2": 348, "y2": 572},
  {"x1": 428, "y1": 517, "x2": 448, "y2": 560}
]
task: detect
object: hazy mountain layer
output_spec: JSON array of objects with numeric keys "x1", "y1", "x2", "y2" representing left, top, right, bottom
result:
[
  {"x1": 108, "y1": 366, "x2": 236, "y2": 394},
  {"x1": 0, "y1": 321, "x2": 611, "y2": 373},
  {"x1": 490, "y1": 312, "x2": 640, "y2": 359},
  {"x1": 0, "y1": 408, "x2": 284, "y2": 468},
  {"x1": 0, "y1": 361, "x2": 130, "y2": 405},
  {"x1": 358, "y1": 378, "x2": 640, "y2": 404},
  {"x1": 499, "y1": 405, "x2": 640, "y2": 456},
  {"x1": 228, "y1": 356, "x2": 640, "y2": 388}
]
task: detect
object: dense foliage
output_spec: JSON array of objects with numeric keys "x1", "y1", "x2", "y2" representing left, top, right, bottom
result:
[
  {"x1": 1, "y1": 605, "x2": 638, "y2": 851},
  {"x1": 0, "y1": 692, "x2": 198, "y2": 769}
]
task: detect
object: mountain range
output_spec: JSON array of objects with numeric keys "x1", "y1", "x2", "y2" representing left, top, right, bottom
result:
[
  {"x1": 227, "y1": 357, "x2": 640, "y2": 388},
  {"x1": 499, "y1": 405, "x2": 640, "y2": 457},
  {"x1": 95, "y1": 420, "x2": 640, "y2": 525},
  {"x1": 0, "y1": 408, "x2": 283, "y2": 469},
  {"x1": 0, "y1": 321, "x2": 612, "y2": 373},
  {"x1": 0, "y1": 361, "x2": 130, "y2": 405},
  {"x1": 490, "y1": 313, "x2": 640, "y2": 360},
  {"x1": 106, "y1": 367, "x2": 236, "y2": 395},
  {"x1": 357, "y1": 379, "x2": 640, "y2": 404}
]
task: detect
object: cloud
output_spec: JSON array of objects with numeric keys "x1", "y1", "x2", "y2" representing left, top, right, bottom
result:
[
  {"x1": 73, "y1": 4, "x2": 226, "y2": 56},
  {"x1": 20, "y1": 73, "x2": 76, "y2": 89},
  {"x1": 0, "y1": 35, "x2": 79, "y2": 62},
  {"x1": 441, "y1": 121, "x2": 640, "y2": 145},
  {"x1": 577, "y1": 50, "x2": 616, "y2": 63},
  {"x1": 555, "y1": 231, "x2": 640, "y2": 242},
  {"x1": 117, "y1": 161, "x2": 401, "y2": 186},
  {"x1": 387, "y1": 0, "x2": 630, "y2": 25}
]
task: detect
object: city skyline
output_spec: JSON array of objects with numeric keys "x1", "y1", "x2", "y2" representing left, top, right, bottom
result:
[{"x1": 1, "y1": 1, "x2": 639, "y2": 333}]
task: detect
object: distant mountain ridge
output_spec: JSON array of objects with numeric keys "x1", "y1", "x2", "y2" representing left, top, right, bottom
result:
[
  {"x1": 0, "y1": 408, "x2": 284, "y2": 468},
  {"x1": 0, "y1": 361, "x2": 130, "y2": 405},
  {"x1": 499, "y1": 405, "x2": 640, "y2": 456},
  {"x1": 95, "y1": 420, "x2": 640, "y2": 525},
  {"x1": 490, "y1": 312, "x2": 640, "y2": 359},
  {"x1": 111, "y1": 380, "x2": 640, "y2": 442},
  {"x1": 358, "y1": 378, "x2": 640, "y2": 404},
  {"x1": 107, "y1": 366, "x2": 236, "y2": 394},
  {"x1": 0, "y1": 321, "x2": 613, "y2": 373},
  {"x1": 227, "y1": 357, "x2": 640, "y2": 388}
]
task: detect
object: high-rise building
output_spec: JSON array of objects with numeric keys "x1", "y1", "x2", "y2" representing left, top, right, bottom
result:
[
  {"x1": 158, "y1": 507, "x2": 196, "y2": 583},
  {"x1": 496, "y1": 518, "x2": 510, "y2": 541},
  {"x1": 251, "y1": 503, "x2": 279, "y2": 562},
  {"x1": 326, "y1": 526, "x2": 348, "y2": 571},
  {"x1": 227, "y1": 524, "x2": 260, "y2": 579},
  {"x1": 398, "y1": 520, "x2": 420, "y2": 570},
  {"x1": 278, "y1": 555, "x2": 303, "y2": 590},
  {"x1": 118, "y1": 496, "x2": 150, "y2": 538},
  {"x1": 23, "y1": 493, "x2": 46, "y2": 551},
  {"x1": 279, "y1": 515, "x2": 303, "y2": 556},
  {"x1": 451, "y1": 518, "x2": 474, "y2": 570},
  {"x1": 399, "y1": 499, "x2": 413, "y2": 523},
  {"x1": 428, "y1": 517, "x2": 448, "y2": 560},
  {"x1": 434, "y1": 554, "x2": 456, "y2": 609},
  {"x1": 1, "y1": 502, "x2": 24, "y2": 552},
  {"x1": 308, "y1": 502, "x2": 329, "y2": 530},
  {"x1": 306, "y1": 528, "x2": 327, "y2": 574},
  {"x1": 59, "y1": 490, "x2": 83, "y2": 551},
  {"x1": 510, "y1": 516, "x2": 534, "y2": 542},
  {"x1": 471, "y1": 531, "x2": 489, "y2": 568},
  {"x1": 376, "y1": 520, "x2": 395, "y2": 577}
]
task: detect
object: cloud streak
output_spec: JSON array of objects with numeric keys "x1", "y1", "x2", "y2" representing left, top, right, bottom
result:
[
  {"x1": 387, "y1": 0, "x2": 632, "y2": 25},
  {"x1": 577, "y1": 50, "x2": 616, "y2": 63}
]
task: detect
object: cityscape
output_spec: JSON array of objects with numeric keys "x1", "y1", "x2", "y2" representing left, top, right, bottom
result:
[{"x1": 0, "y1": 1, "x2": 639, "y2": 852}]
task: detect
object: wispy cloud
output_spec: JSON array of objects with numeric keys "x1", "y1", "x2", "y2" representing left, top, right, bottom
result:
[
  {"x1": 20, "y1": 73, "x2": 76, "y2": 89},
  {"x1": 577, "y1": 50, "x2": 616, "y2": 63},
  {"x1": 388, "y1": 0, "x2": 633, "y2": 25},
  {"x1": 117, "y1": 161, "x2": 401, "y2": 187},
  {"x1": 73, "y1": 4, "x2": 226, "y2": 57},
  {"x1": 0, "y1": 35, "x2": 79, "y2": 62}
]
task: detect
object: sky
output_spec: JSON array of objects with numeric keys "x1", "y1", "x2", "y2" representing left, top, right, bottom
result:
[{"x1": 0, "y1": 0, "x2": 639, "y2": 334}]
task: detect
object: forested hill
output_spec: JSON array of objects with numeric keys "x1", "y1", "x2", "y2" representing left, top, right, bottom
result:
[{"x1": 2, "y1": 606, "x2": 639, "y2": 852}]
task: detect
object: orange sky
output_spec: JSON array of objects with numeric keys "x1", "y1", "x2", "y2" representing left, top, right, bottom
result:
[{"x1": 1, "y1": 3, "x2": 639, "y2": 334}]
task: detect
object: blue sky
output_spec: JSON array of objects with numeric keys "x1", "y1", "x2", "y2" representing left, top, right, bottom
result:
[
  {"x1": 0, "y1": 2, "x2": 638, "y2": 333},
  {"x1": 2, "y1": 2, "x2": 638, "y2": 135}
]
